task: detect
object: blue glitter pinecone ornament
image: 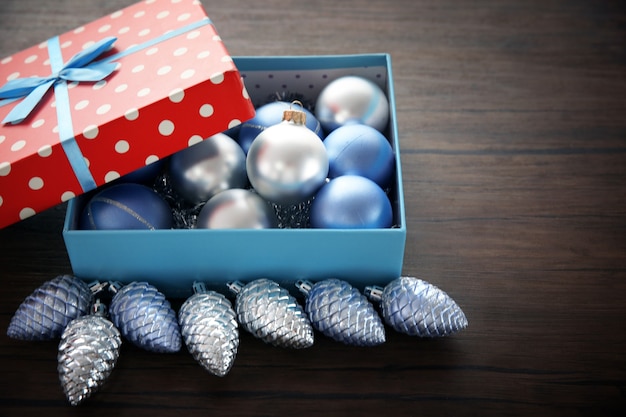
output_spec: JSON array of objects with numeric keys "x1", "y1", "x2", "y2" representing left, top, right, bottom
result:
[
  {"x1": 227, "y1": 279, "x2": 314, "y2": 349},
  {"x1": 58, "y1": 299, "x2": 121, "y2": 406},
  {"x1": 365, "y1": 276, "x2": 468, "y2": 337},
  {"x1": 296, "y1": 279, "x2": 385, "y2": 346},
  {"x1": 109, "y1": 281, "x2": 181, "y2": 353},
  {"x1": 178, "y1": 282, "x2": 239, "y2": 376},
  {"x1": 7, "y1": 275, "x2": 94, "y2": 341}
]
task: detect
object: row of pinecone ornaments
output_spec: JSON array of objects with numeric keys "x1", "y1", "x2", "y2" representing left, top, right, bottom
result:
[{"x1": 7, "y1": 275, "x2": 468, "y2": 406}]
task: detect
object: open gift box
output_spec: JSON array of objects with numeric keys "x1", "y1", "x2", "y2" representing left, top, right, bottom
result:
[
  {"x1": 0, "y1": 0, "x2": 255, "y2": 229},
  {"x1": 63, "y1": 54, "x2": 407, "y2": 298}
]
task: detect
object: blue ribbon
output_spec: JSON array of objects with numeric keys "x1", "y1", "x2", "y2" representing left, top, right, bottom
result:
[
  {"x1": 0, "y1": 37, "x2": 118, "y2": 125},
  {"x1": 0, "y1": 17, "x2": 212, "y2": 192}
]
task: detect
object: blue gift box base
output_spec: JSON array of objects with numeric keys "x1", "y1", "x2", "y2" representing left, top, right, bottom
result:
[{"x1": 63, "y1": 54, "x2": 406, "y2": 298}]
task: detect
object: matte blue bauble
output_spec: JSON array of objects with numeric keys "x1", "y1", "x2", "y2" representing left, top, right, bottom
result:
[
  {"x1": 79, "y1": 183, "x2": 173, "y2": 230},
  {"x1": 310, "y1": 175, "x2": 393, "y2": 229},
  {"x1": 324, "y1": 124, "x2": 395, "y2": 187},
  {"x1": 238, "y1": 101, "x2": 324, "y2": 154}
]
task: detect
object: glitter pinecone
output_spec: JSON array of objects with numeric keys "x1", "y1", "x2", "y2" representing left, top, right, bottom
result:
[
  {"x1": 57, "y1": 300, "x2": 121, "y2": 406},
  {"x1": 109, "y1": 281, "x2": 181, "y2": 353},
  {"x1": 179, "y1": 283, "x2": 239, "y2": 376},
  {"x1": 365, "y1": 276, "x2": 468, "y2": 337},
  {"x1": 7, "y1": 275, "x2": 93, "y2": 341},
  {"x1": 227, "y1": 279, "x2": 314, "y2": 349},
  {"x1": 296, "y1": 279, "x2": 385, "y2": 346}
]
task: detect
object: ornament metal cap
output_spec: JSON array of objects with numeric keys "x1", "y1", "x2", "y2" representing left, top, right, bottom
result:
[
  {"x1": 362, "y1": 285, "x2": 384, "y2": 301},
  {"x1": 91, "y1": 299, "x2": 107, "y2": 317},
  {"x1": 282, "y1": 100, "x2": 307, "y2": 125}
]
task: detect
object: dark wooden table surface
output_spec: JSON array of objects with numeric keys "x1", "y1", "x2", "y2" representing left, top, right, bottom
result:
[{"x1": 1, "y1": 0, "x2": 625, "y2": 416}]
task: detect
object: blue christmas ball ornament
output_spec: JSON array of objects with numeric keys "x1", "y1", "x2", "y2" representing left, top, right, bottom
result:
[
  {"x1": 310, "y1": 175, "x2": 393, "y2": 229},
  {"x1": 324, "y1": 124, "x2": 395, "y2": 187},
  {"x1": 238, "y1": 101, "x2": 324, "y2": 154},
  {"x1": 79, "y1": 183, "x2": 173, "y2": 230}
]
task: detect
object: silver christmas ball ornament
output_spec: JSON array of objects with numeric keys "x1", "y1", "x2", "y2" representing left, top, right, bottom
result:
[
  {"x1": 296, "y1": 279, "x2": 385, "y2": 346},
  {"x1": 7, "y1": 275, "x2": 93, "y2": 341},
  {"x1": 315, "y1": 75, "x2": 389, "y2": 133},
  {"x1": 246, "y1": 103, "x2": 329, "y2": 205},
  {"x1": 169, "y1": 133, "x2": 248, "y2": 205},
  {"x1": 227, "y1": 279, "x2": 314, "y2": 349},
  {"x1": 109, "y1": 281, "x2": 182, "y2": 353},
  {"x1": 57, "y1": 300, "x2": 122, "y2": 406},
  {"x1": 365, "y1": 276, "x2": 468, "y2": 337},
  {"x1": 179, "y1": 282, "x2": 239, "y2": 376},
  {"x1": 196, "y1": 189, "x2": 278, "y2": 229}
]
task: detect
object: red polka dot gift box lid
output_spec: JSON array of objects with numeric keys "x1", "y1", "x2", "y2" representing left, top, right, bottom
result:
[{"x1": 0, "y1": 0, "x2": 255, "y2": 229}]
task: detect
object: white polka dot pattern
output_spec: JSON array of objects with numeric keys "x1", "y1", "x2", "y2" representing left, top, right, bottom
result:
[{"x1": 0, "y1": 0, "x2": 255, "y2": 228}]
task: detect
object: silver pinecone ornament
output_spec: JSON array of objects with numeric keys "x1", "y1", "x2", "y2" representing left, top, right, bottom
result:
[
  {"x1": 109, "y1": 281, "x2": 182, "y2": 353},
  {"x1": 296, "y1": 279, "x2": 385, "y2": 346},
  {"x1": 365, "y1": 276, "x2": 468, "y2": 337},
  {"x1": 227, "y1": 279, "x2": 314, "y2": 349},
  {"x1": 7, "y1": 275, "x2": 93, "y2": 341},
  {"x1": 58, "y1": 299, "x2": 122, "y2": 406},
  {"x1": 179, "y1": 282, "x2": 239, "y2": 376}
]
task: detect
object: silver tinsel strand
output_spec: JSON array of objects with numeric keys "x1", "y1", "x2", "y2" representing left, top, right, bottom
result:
[
  {"x1": 365, "y1": 276, "x2": 468, "y2": 337},
  {"x1": 57, "y1": 300, "x2": 121, "y2": 406},
  {"x1": 296, "y1": 279, "x2": 385, "y2": 346},
  {"x1": 7, "y1": 275, "x2": 93, "y2": 341},
  {"x1": 227, "y1": 279, "x2": 314, "y2": 349},
  {"x1": 179, "y1": 283, "x2": 239, "y2": 376},
  {"x1": 109, "y1": 281, "x2": 182, "y2": 353}
]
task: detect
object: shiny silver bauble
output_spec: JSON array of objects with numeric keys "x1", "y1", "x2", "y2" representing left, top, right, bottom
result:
[
  {"x1": 195, "y1": 189, "x2": 278, "y2": 229},
  {"x1": 246, "y1": 121, "x2": 329, "y2": 205},
  {"x1": 169, "y1": 133, "x2": 248, "y2": 205},
  {"x1": 315, "y1": 75, "x2": 389, "y2": 133}
]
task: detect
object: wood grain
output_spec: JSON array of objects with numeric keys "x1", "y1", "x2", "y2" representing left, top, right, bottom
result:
[{"x1": 1, "y1": 0, "x2": 625, "y2": 415}]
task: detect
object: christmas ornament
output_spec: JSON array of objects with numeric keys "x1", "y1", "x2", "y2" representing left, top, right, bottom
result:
[
  {"x1": 169, "y1": 133, "x2": 248, "y2": 205},
  {"x1": 227, "y1": 279, "x2": 314, "y2": 349},
  {"x1": 108, "y1": 281, "x2": 181, "y2": 353},
  {"x1": 238, "y1": 101, "x2": 324, "y2": 154},
  {"x1": 58, "y1": 299, "x2": 122, "y2": 406},
  {"x1": 296, "y1": 279, "x2": 385, "y2": 347},
  {"x1": 79, "y1": 183, "x2": 173, "y2": 230},
  {"x1": 196, "y1": 188, "x2": 278, "y2": 229},
  {"x1": 7, "y1": 275, "x2": 94, "y2": 341},
  {"x1": 178, "y1": 282, "x2": 239, "y2": 376},
  {"x1": 315, "y1": 75, "x2": 389, "y2": 133},
  {"x1": 310, "y1": 175, "x2": 393, "y2": 229},
  {"x1": 324, "y1": 124, "x2": 395, "y2": 187},
  {"x1": 246, "y1": 102, "x2": 329, "y2": 205},
  {"x1": 364, "y1": 277, "x2": 468, "y2": 337}
]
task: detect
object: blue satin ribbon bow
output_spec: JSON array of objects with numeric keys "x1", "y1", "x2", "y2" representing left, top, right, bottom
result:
[{"x1": 0, "y1": 36, "x2": 118, "y2": 125}]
